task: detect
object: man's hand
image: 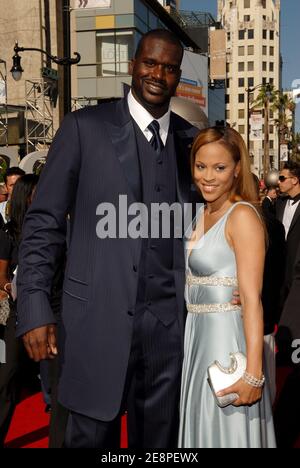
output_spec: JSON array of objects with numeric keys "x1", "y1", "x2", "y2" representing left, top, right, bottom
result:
[{"x1": 22, "y1": 325, "x2": 58, "y2": 362}]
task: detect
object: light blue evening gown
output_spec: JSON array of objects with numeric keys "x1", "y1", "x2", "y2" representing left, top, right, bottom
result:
[{"x1": 178, "y1": 202, "x2": 276, "y2": 448}]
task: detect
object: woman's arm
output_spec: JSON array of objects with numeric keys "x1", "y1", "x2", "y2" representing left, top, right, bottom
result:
[
  {"x1": 0, "y1": 259, "x2": 10, "y2": 291},
  {"x1": 218, "y1": 205, "x2": 266, "y2": 406}
]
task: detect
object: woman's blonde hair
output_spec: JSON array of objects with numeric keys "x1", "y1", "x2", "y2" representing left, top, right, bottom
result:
[{"x1": 191, "y1": 126, "x2": 259, "y2": 205}]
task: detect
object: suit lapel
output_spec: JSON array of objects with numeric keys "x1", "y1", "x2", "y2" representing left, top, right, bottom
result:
[
  {"x1": 276, "y1": 198, "x2": 287, "y2": 223},
  {"x1": 105, "y1": 98, "x2": 142, "y2": 203},
  {"x1": 171, "y1": 114, "x2": 193, "y2": 206}
]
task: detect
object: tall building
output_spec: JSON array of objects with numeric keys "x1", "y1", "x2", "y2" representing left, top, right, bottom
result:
[
  {"x1": 218, "y1": 0, "x2": 281, "y2": 176},
  {"x1": 0, "y1": 0, "x2": 59, "y2": 156},
  {"x1": 0, "y1": 0, "x2": 206, "y2": 158},
  {"x1": 74, "y1": 0, "x2": 198, "y2": 104}
]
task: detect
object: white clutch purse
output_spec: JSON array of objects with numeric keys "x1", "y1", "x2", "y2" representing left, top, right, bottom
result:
[{"x1": 207, "y1": 352, "x2": 247, "y2": 408}]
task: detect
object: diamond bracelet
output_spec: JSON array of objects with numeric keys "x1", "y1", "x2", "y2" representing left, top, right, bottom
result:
[{"x1": 242, "y1": 372, "x2": 265, "y2": 388}]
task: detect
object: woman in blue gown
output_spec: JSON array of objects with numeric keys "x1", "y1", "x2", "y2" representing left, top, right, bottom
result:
[{"x1": 178, "y1": 127, "x2": 276, "y2": 448}]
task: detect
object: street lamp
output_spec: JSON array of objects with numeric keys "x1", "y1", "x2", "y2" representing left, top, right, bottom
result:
[
  {"x1": 10, "y1": 42, "x2": 81, "y2": 82},
  {"x1": 246, "y1": 83, "x2": 273, "y2": 178},
  {"x1": 10, "y1": 42, "x2": 81, "y2": 116}
]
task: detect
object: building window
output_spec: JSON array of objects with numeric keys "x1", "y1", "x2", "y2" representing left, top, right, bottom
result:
[
  {"x1": 263, "y1": 45, "x2": 267, "y2": 55},
  {"x1": 248, "y1": 77, "x2": 254, "y2": 87},
  {"x1": 239, "y1": 78, "x2": 245, "y2": 88},
  {"x1": 226, "y1": 94, "x2": 230, "y2": 104},
  {"x1": 269, "y1": 77, "x2": 274, "y2": 84},
  {"x1": 248, "y1": 29, "x2": 254, "y2": 40},
  {"x1": 262, "y1": 77, "x2": 267, "y2": 85},
  {"x1": 270, "y1": 140, "x2": 274, "y2": 149},
  {"x1": 244, "y1": 15, "x2": 251, "y2": 22},
  {"x1": 270, "y1": 30, "x2": 274, "y2": 40},
  {"x1": 270, "y1": 125, "x2": 274, "y2": 134},
  {"x1": 270, "y1": 46, "x2": 274, "y2": 56},
  {"x1": 227, "y1": 32, "x2": 231, "y2": 41},
  {"x1": 239, "y1": 109, "x2": 245, "y2": 119},
  {"x1": 262, "y1": 61, "x2": 267, "y2": 71},
  {"x1": 96, "y1": 31, "x2": 134, "y2": 77},
  {"x1": 262, "y1": 0, "x2": 266, "y2": 8},
  {"x1": 238, "y1": 62, "x2": 245, "y2": 71},
  {"x1": 248, "y1": 45, "x2": 254, "y2": 55},
  {"x1": 226, "y1": 109, "x2": 230, "y2": 119},
  {"x1": 239, "y1": 94, "x2": 245, "y2": 103},
  {"x1": 270, "y1": 110, "x2": 274, "y2": 118},
  {"x1": 239, "y1": 46, "x2": 245, "y2": 56},
  {"x1": 226, "y1": 62, "x2": 230, "y2": 73},
  {"x1": 270, "y1": 62, "x2": 274, "y2": 72},
  {"x1": 238, "y1": 125, "x2": 245, "y2": 134},
  {"x1": 248, "y1": 61, "x2": 254, "y2": 71},
  {"x1": 244, "y1": 0, "x2": 250, "y2": 8},
  {"x1": 239, "y1": 30, "x2": 245, "y2": 40}
]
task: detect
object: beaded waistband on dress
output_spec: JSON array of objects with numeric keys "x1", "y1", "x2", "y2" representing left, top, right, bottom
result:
[
  {"x1": 187, "y1": 303, "x2": 242, "y2": 314},
  {"x1": 186, "y1": 274, "x2": 238, "y2": 287}
]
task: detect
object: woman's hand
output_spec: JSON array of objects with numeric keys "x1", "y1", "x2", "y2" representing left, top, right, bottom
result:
[
  {"x1": 217, "y1": 378, "x2": 263, "y2": 407},
  {"x1": 0, "y1": 289, "x2": 8, "y2": 301},
  {"x1": 3, "y1": 283, "x2": 11, "y2": 295}
]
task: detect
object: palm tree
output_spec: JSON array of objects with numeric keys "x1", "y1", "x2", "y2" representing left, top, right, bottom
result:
[
  {"x1": 290, "y1": 132, "x2": 300, "y2": 164},
  {"x1": 253, "y1": 84, "x2": 277, "y2": 178},
  {"x1": 272, "y1": 92, "x2": 296, "y2": 145}
]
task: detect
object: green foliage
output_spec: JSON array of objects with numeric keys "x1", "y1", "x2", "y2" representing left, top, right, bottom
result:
[{"x1": 0, "y1": 156, "x2": 8, "y2": 183}]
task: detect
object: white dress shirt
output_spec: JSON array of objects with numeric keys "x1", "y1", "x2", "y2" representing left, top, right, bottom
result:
[
  {"x1": 282, "y1": 198, "x2": 300, "y2": 238},
  {"x1": 0, "y1": 201, "x2": 7, "y2": 221},
  {"x1": 127, "y1": 90, "x2": 170, "y2": 146}
]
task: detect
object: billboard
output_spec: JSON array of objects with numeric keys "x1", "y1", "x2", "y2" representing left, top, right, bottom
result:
[
  {"x1": 76, "y1": 0, "x2": 111, "y2": 9},
  {"x1": 210, "y1": 29, "x2": 226, "y2": 81},
  {"x1": 280, "y1": 144, "x2": 289, "y2": 162},
  {"x1": 250, "y1": 113, "x2": 263, "y2": 141},
  {"x1": 176, "y1": 51, "x2": 208, "y2": 116}
]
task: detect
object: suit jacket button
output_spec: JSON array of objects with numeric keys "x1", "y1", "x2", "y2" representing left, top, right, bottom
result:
[{"x1": 128, "y1": 311, "x2": 134, "y2": 317}]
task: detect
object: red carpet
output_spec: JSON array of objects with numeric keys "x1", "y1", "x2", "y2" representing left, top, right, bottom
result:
[
  {"x1": 4, "y1": 373, "x2": 299, "y2": 448},
  {"x1": 5, "y1": 392, "x2": 50, "y2": 448},
  {"x1": 4, "y1": 393, "x2": 128, "y2": 448}
]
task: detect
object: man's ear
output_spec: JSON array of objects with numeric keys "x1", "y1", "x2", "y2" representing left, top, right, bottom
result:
[{"x1": 129, "y1": 60, "x2": 135, "y2": 76}]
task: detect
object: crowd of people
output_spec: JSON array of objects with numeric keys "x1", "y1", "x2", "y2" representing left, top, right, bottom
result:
[{"x1": 0, "y1": 29, "x2": 300, "y2": 449}]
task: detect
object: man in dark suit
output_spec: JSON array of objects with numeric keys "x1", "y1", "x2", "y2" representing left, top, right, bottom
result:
[
  {"x1": 275, "y1": 162, "x2": 300, "y2": 447},
  {"x1": 16, "y1": 30, "x2": 200, "y2": 448},
  {"x1": 262, "y1": 187, "x2": 277, "y2": 219},
  {"x1": 275, "y1": 241, "x2": 300, "y2": 448},
  {"x1": 276, "y1": 161, "x2": 300, "y2": 300}
]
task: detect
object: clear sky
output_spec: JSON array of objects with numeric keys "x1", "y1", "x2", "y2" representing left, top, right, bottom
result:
[{"x1": 180, "y1": 0, "x2": 300, "y2": 132}]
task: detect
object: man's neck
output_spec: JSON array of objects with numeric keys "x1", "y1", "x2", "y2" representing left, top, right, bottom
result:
[
  {"x1": 131, "y1": 89, "x2": 170, "y2": 120},
  {"x1": 288, "y1": 187, "x2": 300, "y2": 199}
]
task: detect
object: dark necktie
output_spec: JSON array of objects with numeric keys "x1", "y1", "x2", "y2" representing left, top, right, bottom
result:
[{"x1": 148, "y1": 120, "x2": 164, "y2": 154}]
